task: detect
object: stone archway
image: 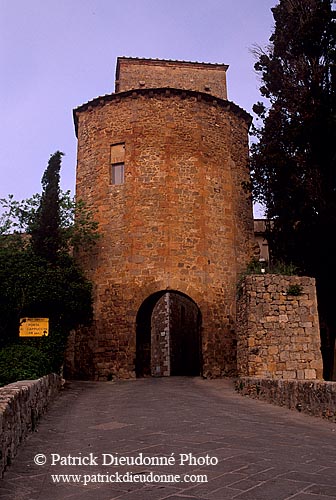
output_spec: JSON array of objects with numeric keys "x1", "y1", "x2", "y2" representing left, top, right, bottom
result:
[{"x1": 136, "y1": 291, "x2": 202, "y2": 377}]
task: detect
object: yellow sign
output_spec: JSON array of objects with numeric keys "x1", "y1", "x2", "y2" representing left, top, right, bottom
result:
[{"x1": 19, "y1": 318, "x2": 49, "y2": 337}]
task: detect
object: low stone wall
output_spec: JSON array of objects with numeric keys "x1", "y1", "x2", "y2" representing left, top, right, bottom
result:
[
  {"x1": 236, "y1": 275, "x2": 323, "y2": 379},
  {"x1": 236, "y1": 377, "x2": 336, "y2": 422},
  {"x1": 0, "y1": 374, "x2": 62, "y2": 477}
]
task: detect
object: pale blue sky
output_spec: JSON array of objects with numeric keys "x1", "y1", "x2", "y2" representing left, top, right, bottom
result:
[{"x1": 1, "y1": 0, "x2": 276, "y2": 215}]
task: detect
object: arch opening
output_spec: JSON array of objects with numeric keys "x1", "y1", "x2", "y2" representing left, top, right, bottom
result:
[{"x1": 136, "y1": 290, "x2": 202, "y2": 377}]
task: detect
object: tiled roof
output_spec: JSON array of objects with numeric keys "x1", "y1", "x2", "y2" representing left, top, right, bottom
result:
[
  {"x1": 73, "y1": 87, "x2": 251, "y2": 136},
  {"x1": 116, "y1": 56, "x2": 228, "y2": 67}
]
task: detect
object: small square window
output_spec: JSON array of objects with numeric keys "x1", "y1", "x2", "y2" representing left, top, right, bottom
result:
[{"x1": 111, "y1": 163, "x2": 124, "y2": 185}]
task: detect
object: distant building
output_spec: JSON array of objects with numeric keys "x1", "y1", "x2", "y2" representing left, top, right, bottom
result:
[{"x1": 254, "y1": 219, "x2": 269, "y2": 263}]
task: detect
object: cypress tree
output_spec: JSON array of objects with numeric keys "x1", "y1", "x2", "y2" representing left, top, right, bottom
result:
[{"x1": 30, "y1": 151, "x2": 64, "y2": 262}]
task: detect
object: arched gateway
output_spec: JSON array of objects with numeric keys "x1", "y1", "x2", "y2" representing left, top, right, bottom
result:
[
  {"x1": 66, "y1": 57, "x2": 256, "y2": 380},
  {"x1": 136, "y1": 291, "x2": 201, "y2": 377}
]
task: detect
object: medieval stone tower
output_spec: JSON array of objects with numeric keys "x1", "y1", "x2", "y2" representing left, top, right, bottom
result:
[{"x1": 68, "y1": 57, "x2": 256, "y2": 380}]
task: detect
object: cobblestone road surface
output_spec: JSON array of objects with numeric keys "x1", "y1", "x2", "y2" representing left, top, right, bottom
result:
[{"x1": 0, "y1": 378, "x2": 336, "y2": 499}]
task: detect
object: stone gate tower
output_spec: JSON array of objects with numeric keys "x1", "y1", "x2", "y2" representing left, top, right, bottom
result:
[{"x1": 68, "y1": 57, "x2": 255, "y2": 380}]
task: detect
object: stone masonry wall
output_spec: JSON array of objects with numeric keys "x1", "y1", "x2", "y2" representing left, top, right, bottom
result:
[
  {"x1": 0, "y1": 374, "x2": 62, "y2": 477},
  {"x1": 72, "y1": 85, "x2": 255, "y2": 380},
  {"x1": 70, "y1": 56, "x2": 255, "y2": 380},
  {"x1": 236, "y1": 378, "x2": 336, "y2": 422},
  {"x1": 237, "y1": 275, "x2": 323, "y2": 380},
  {"x1": 116, "y1": 57, "x2": 228, "y2": 99},
  {"x1": 151, "y1": 294, "x2": 170, "y2": 377}
]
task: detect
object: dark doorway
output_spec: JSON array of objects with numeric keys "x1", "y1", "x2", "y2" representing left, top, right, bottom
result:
[
  {"x1": 135, "y1": 292, "x2": 162, "y2": 377},
  {"x1": 136, "y1": 291, "x2": 202, "y2": 377}
]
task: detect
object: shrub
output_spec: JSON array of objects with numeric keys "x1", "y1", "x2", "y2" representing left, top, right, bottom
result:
[
  {"x1": 286, "y1": 284, "x2": 303, "y2": 296},
  {"x1": 0, "y1": 345, "x2": 52, "y2": 386}
]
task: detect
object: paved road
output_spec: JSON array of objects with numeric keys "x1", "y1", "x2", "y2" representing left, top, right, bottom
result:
[{"x1": 0, "y1": 378, "x2": 336, "y2": 500}]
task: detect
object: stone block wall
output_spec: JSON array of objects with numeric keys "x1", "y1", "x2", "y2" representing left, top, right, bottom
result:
[
  {"x1": 65, "y1": 326, "x2": 95, "y2": 380},
  {"x1": 151, "y1": 294, "x2": 170, "y2": 377},
  {"x1": 237, "y1": 275, "x2": 323, "y2": 380},
  {"x1": 0, "y1": 374, "x2": 62, "y2": 477},
  {"x1": 236, "y1": 378, "x2": 336, "y2": 422},
  {"x1": 115, "y1": 57, "x2": 228, "y2": 99}
]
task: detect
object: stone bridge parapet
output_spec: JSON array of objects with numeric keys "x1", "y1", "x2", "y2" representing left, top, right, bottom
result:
[{"x1": 0, "y1": 374, "x2": 62, "y2": 477}]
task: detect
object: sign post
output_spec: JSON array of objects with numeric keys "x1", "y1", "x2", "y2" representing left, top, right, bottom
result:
[{"x1": 19, "y1": 318, "x2": 49, "y2": 337}]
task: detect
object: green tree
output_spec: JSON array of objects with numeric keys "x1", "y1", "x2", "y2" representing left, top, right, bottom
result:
[
  {"x1": 30, "y1": 151, "x2": 63, "y2": 262},
  {"x1": 250, "y1": 0, "x2": 336, "y2": 379},
  {"x1": 0, "y1": 195, "x2": 98, "y2": 253},
  {"x1": 0, "y1": 152, "x2": 99, "y2": 382}
]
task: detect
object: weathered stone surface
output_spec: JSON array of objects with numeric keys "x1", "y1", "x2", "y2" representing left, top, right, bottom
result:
[
  {"x1": 68, "y1": 58, "x2": 255, "y2": 380},
  {"x1": 0, "y1": 374, "x2": 62, "y2": 478},
  {"x1": 236, "y1": 275, "x2": 323, "y2": 380},
  {"x1": 236, "y1": 377, "x2": 336, "y2": 422},
  {"x1": 116, "y1": 57, "x2": 229, "y2": 100},
  {"x1": 2, "y1": 378, "x2": 336, "y2": 498}
]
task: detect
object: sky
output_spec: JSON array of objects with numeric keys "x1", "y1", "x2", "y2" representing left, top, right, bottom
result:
[{"x1": 0, "y1": 0, "x2": 276, "y2": 215}]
